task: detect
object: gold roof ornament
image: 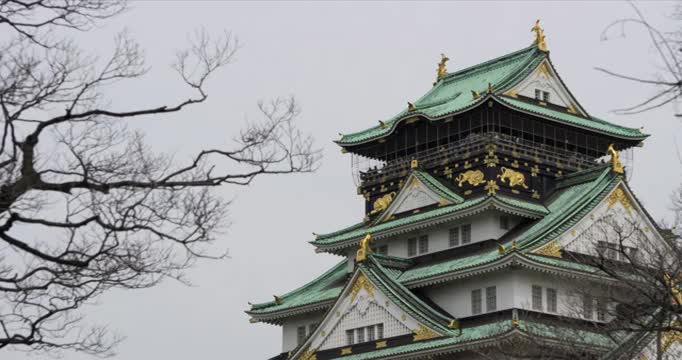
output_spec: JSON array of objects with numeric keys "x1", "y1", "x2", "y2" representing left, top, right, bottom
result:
[
  {"x1": 448, "y1": 319, "x2": 462, "y2": 337},
  {"x1": 471, "y1": 90, "x2": 481, "y2": 99},
  {"x1": 274, "y1": 295, "x2": 283, "y2": 305},
  {"x1": 370, "y1": 192, "x2": 396, "y2": 215},
  {"x1": 356, "y1": 233, "x2": 373, "y2": 262},
  {"x1": 607, "y1": 144, "x2": 624, "y2": 174},
  {"x1": 487, "y1": 83, "x2": 494, "y2": 93},
  {"x1": 410, "y1": 159, "x2": 419, "y2": 169},
  {"x1": 436, "y1": 53, "x2": 449, "y2": 81},
  {"x1": 408, "y1": 102, "x2": 416, "y2": 111},
  {"x1": 412, "y1": 324, "x2": 440, "y2": 341},
  {"x1": 533, "y1": 241, "x2": 562, "y2": 258},
  {"x1": 378, "y1": 120, "x2": 388, "y2": 129},
  {"x1": 531, "y1": 19, "x2": 548, "y2": 52}
]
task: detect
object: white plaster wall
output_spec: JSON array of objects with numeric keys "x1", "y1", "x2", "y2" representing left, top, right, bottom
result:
[
  {"x1": 282, "y1": 313, "x2": 323, "y2": 352},
  {"x1": 424, "y1": 272, "x2": 515, "y2": 318}
]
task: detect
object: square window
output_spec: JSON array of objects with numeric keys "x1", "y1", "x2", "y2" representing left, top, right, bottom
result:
[
  {"x1": 418, "y1": 235, "x2": 429, "y2": 254},
  {"x1": 297, "y1": 326, "x2": 307, "y2": 345},
  {"x1": 367, "y1": 325, "x2": 375, "y2": 341},
  {"x1": 461, "y1": 224, "x2": 472, "y2": 244},
  {"x1": 547, "y1": 288, "x2": 557, "y2": 313},
  {"x1": 407, "y1": 238, "x2": 417, "y2": 257},
  {"x1": 535, "y1": 89, "x2": 542, "y2": 100},
  {"x1": 357, "y1": 327, "x2": 365, "y2": 343},
  {"x1": 472, "y1": 289, "x2": 482, "y2": 315},
  {"x1": 543, "y1": 91, "x2": 550, "y2": 102},
  {"x1": 449, "y1": 227, "x2": 460, "y2": 247},
  {"x1": 346, "y1": 329, "x2": 355, "y2": 345},
  {"x1": 583, "y1": 294, "x2": 593, "y2": 320},
  {"x1": 486, "y1": 286, "x2": 497, "y2": 312},
  {"x1": 532, "y1": 285, "x2": 543, "y2": 311}
]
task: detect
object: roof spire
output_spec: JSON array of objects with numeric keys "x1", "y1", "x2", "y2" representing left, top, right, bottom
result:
[
  {"x1": 436, "y1": 53, "x2": 449, "y2": 81},
  {"x1": 531, "y1": 19, "x2": 548, "y2": 52}
]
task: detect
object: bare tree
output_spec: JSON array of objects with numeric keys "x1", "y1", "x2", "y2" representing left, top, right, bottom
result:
[
  {"x1": 598, "y1": 2, "x2": 682, "y2": 115},
  {"x1": 0, "y1": 0, "x2": 319, "y2": 356}
]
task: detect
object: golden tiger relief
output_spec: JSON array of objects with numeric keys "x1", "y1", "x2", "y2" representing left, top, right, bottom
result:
[
  {"x1": 497, "y1": 167, "x2": 528, "y2": 189},
  {"x1": 455, "y1": 170, "x2": 485, "y2": 187},
  {"x1": 370, "y1": 192, "x2": 397, "y2": 215}
]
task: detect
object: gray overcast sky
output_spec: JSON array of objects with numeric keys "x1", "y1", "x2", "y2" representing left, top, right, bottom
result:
[{"x1": 6, "y1": 1, "x2": 681, "y2": 359}]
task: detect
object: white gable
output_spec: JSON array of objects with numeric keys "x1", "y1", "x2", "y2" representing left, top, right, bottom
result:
[
  {"x1": 506, "y1": 60, "x2": 586, "y2": 116},
  {"x1": 551, "y1": 182, "x2": 665, "y2": 259},
  {"x1": 376, "y1": 174, "x2": 452, "y2": 223},
  {"x1": 292, "y1": 270, "x2": 442, "y2": 357}
]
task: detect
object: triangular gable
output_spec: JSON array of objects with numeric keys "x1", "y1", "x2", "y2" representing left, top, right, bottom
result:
[
  {"x1": 374, "y1": 171, "x2": 462, "y2": 223},
  {"x1": 541, "y1": 180, "x2": 666, "y2": 257},
  {"x1": 504, "y1": 59, "x2": 587, "y2": 117},
  {"x1": 290, "y1": 258, "x2": 454, "y2": 359}
]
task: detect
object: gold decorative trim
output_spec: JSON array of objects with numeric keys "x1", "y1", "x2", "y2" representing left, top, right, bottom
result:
[
  {"x1": 471, "y1": 90, "x2": 480, "y2": 99},
  {"x1": 356, "y1": 234, "x2": 373, "y2": 262},
  {"x1": 533, "y1": 241, "x2": 562, "y2": 258},
  {"x1": 436, "y1": 53, "x2": 449, "y2": 80},
  {"x1": 410, "y1": 159, "x2": 419, "y2": 169},
  {"x1": 497, "y1": 167, "x2": 529, "y2": 189},
  {"x1": 375, "y1": 341, "x2": 388, "y2": 349},
  {"x1": 370, "y1": 192, "x2": 396, "y2": 215},
  {"x1": 607, "y1": 144, "x2": 624, "y2": 174},
  {"x1": 607, "y1": 186, "x2": 632, "y2": 213},
  {"x1": 661, "y1": 322, "x2": 682, "y2": 352},
  {"x1": 531, "y1": 19, "x2": 548, "y2": 52},
  {"x1": 340, "y1": 347, "x2": 352, "y2": 355},
  {"x1": 413, "y1": 325, "x2": 440, "y2": 341},
  {"x1": 351, "y1": 272, "x2": 375, "y2": 301},
  {"x1": 300, "y1": 349, "x2": 317, "y2": 360},
  {"x1": 407, "y1": 102, "x2": 416, "y2": 111},
  {"x1": 485, "y1": 180, "x2": 499, "y2": 196},
  {"x1": 531, "y1": 165, "x2": 539, "y2": 177},
  {"x1": 455, "y1": 170, "x2": 485, "y2": 187}
]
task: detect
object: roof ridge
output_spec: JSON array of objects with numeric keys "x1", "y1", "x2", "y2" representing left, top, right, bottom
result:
[{"x1": 441, "y1": 45, "x2": 539, "y2": 82}]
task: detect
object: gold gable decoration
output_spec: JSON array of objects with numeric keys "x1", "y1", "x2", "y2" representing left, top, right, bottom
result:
[
  {"x1": 455, "y1": 169, "x2": 485, "y2": 187},
  {"x1": 299, "y1": 347, "x2": 317, "y2": 360},
  {"x1": 370, "y1": 192, "x2": 396, "y2": 215},
  {"x1": 607, "y1": 186, "x2": 633, "y2": 213},
  {"x1": 661, "y1": 321, "x2": 682, "y2": 352},
  {"x1": 533, "y1": 241, "x2": 563, "y2": 258},
  {"x1": 350, "y1": 272, "x2": 375, "y2": 301},
  {"x1": 412, "y1": 324, "x2": 440, "y2": 341},
  {"x1": 497, "y1": 167, "x2": 528, "y2": 189}
]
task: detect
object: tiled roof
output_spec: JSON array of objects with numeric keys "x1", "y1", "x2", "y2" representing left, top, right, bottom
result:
[{"x1": 337, "y1": 46, "x2": 645, "y2": 146}]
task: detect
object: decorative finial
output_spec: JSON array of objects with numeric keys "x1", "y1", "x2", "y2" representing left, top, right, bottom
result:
[
  {"x1": 531, "y1": 19, "x2": 548, "y2": 52},
  {"x1": 487, "y1": 83, "x2": 494, "y2": 94},
  {"x1": 498, "y1": 244, "x2": 506, "y2": 255},
  {"x1": 274, "y1": 295, "x2": 283, "y2": 305},
  {"x1": 378, "y1": 120, "x2": 388, "y2": 129},
  {"x1": 471, "y1": 90, "x2": 480, "y2": 99},
  {"x1": 410, "y1": 159, "x2": 419, "y2": 169},
  {"x1": 511, "y1": 240, "x2": 518, "y2": 251},
  {"x1": 356, "y1": 233, "x2": 373, "y2": 262},
  {"x1": 436, "y1": 53, "x2": 449, "y2": 81},
  {"x1": 448, "y1": 319, "x2": 462, "y2": 337},
  {"x1": 408, "y1": 102, "x2": 416, "y2": 111},
  {"x1": 607, "y1": 144, "x2": 624, "y2": 174}
]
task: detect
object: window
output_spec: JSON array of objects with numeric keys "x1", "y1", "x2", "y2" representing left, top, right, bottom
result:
[
  {"x1": 596, "y1": 299, "x2": 606, "y2": 321},
  {"x1": 547, "y1": 288, "x2": 557, "y2": 313},
  {"x1": 500, "y1": 216, "x2": 510, "y2": 230},
  {"x1": 346, "y1": 324, "x2": 383, "y2": 345},
  {"x1": 535, "y1": 89, "x2": 542, "y2": 100},
  {"x1": 461, "y1": 224, "x2": 472, "y2": 244},
  {"x1": 583, "y1": 294, "x2": 593, "y2": 320},
  {"x1": 449, "y1": 227, "x2": 460, "y2": 247},
  {"x1": 542, "y1": 91, "x2": 550, "y2": 102},
  {"x1": 377, "y1": 245, "x2": 388, "y2": 256},
  {"x1": 346, "y1": 329, "x2": 355, "y2": 345},
  {"x1": 532, "y1": 285, "x2": 543, "y2": 311},
  {"x1": 472, "y1": 289, "x2": 482, "y2": 315},
  {"x1": 407, "y1": 238, "x2": 417, "y2": 257},
  {"x1": 418, "y1": 235, "x2": 429, "y2": 254},
  {"x1": 486, "y1": 286, "x2": 497, "y2": 312},
  {"x1": 308, "y1": 323, "x2": 317, "y2": 336},
  {"x1": 297, "y1": 326, "x2": 307, "y2": 345}
]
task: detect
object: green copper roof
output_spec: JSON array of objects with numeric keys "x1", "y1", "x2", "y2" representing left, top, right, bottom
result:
[
  {"x1": 248, "y1": 260, "x2": 347, "y2": 317},
  {"x1": 498, "y1": 96, "x2": 646, "y2": 139},
  {"x1": 337, "y1": 46, "x2": 646, "y2": 146},
  {"x1": 312, "y1": 194, "x2": 548, "y2": 248},
  {"x1": 336, "y1": 317, "x2": 613, "y2": 360}
]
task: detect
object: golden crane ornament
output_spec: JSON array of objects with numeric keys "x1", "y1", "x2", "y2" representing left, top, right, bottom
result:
[{"x1": 531, "y1": 19, "x2": 548, "y2": 52}]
